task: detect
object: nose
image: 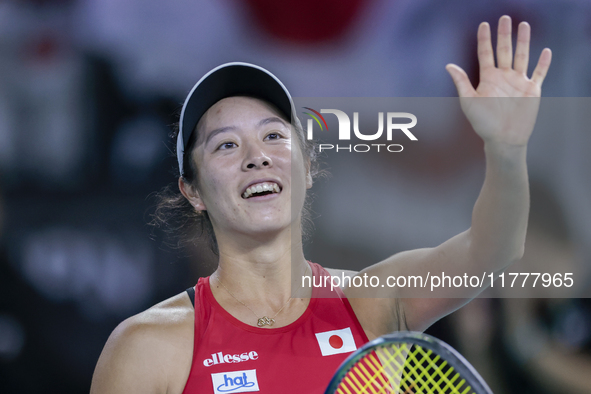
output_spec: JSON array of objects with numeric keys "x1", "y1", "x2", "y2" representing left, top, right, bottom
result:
[{"x1": 242, "y1": 143, "x2": 273, "y2": 170}]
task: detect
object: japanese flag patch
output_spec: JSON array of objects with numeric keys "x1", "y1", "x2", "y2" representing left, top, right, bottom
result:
[{"x1": 315, "y1": 327, "x2": 357, "y2": 356}]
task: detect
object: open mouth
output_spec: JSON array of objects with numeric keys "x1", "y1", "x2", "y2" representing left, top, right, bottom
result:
[{"x1": 242, "y1": 182, "x2": 282, "y2": 199}]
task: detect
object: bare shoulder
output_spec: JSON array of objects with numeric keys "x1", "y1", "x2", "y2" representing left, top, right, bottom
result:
[
  {"x1": 324, "y1": 267, "x2": 358, "y2": 279},
  {"x1": 90, "y1": 291, "x2": 195, "y2": 394},
  {"x1": 322, "y1": 268, "x2": 377, "y2": 339},
  {"x1": 325, "y1": 266, "x2": 406, "y2": 340}
]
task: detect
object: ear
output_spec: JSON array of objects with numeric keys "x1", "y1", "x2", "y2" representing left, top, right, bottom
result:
[
  {"x1": 178, "y1": 177, "x2": 207, "y2": 211},
  {"x1": 305, "y1": 160, "x2": 313, "y2": 189}
]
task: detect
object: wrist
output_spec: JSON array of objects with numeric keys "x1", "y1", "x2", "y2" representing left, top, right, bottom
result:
[{"x1": 484, "y1": 141, "x2": 528, "y2": 160}]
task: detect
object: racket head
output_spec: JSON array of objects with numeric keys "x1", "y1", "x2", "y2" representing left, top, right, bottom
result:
[{"x1": 324, "y1": 331, "x2": 493, "y2": 394}]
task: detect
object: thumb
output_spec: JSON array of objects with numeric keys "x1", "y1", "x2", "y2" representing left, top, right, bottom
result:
[{"x1": 446, "y1": 64, "x2": 476, "y2": 98}]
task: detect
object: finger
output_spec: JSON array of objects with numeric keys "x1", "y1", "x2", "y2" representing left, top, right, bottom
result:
[
  {"x1": 513, "y1": 21, "x2": 530, "y2": 74},
  {"x1": 477, "y1": 22, "x2": 495, "y2": 72},
  {"x1": 531, "y1": 48, "x2": 552, "y2": 87},
  {"x1": 446, "y1": 64, "x2": 477, "y2": 98},
  {"x1": 496, "y1": 15, "x2": 513, "y2": 69}
]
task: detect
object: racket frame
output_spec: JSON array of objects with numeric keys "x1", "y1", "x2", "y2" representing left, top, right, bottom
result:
[{"x1": 324, "y1": 331, "x2": 493, "y2": 394}]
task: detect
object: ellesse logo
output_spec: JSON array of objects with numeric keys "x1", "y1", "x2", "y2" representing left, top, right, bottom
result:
[{"x1": 203, "y1": 351, "x2": 259, "y2": 367}]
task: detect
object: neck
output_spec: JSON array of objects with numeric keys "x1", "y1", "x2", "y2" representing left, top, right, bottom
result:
[{"x1": 212, "y1": 221, "x2": 310, "y2": 301}]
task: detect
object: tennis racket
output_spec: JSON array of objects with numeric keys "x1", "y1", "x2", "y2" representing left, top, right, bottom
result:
[{"x1": 324, "y1": 331, "x2": 493, "y2": 394}]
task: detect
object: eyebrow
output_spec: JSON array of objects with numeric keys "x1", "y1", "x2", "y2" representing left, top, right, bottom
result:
[
  {"x1": 203, "y1": 117, "x2": 288, "y2": 146},
  {"x1": 258, "y1": 116, "x2": 288, "y2": 128},
  {"x1": 204, "y1": 126, "x2": 237, "y2": 146}
]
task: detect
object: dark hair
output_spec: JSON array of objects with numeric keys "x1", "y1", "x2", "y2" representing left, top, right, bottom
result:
[{"x1": 150, "y1": 101, "x2": 322, "y2": 255}]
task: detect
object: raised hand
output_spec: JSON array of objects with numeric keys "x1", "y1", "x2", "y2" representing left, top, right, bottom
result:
[{"x1": 446, "y1": 15, "x2": 552, "y2": 146}]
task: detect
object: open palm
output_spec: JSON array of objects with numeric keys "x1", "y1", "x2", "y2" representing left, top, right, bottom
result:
[{"x1": 446, "y1": 16, "x2": 552, "y2": 146}]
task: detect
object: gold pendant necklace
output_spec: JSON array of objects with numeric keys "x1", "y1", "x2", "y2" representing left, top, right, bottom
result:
[{"x1": 214, "y1": 264, "x2": 309, "y2": 327}]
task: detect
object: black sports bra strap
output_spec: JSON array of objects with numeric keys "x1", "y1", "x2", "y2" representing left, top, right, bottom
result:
[{"x1": 186, "y1": 286, "x2": 195, "y2": 308}]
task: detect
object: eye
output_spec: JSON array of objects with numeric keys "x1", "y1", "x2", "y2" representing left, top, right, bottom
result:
[
  {"x1": 217, "y1": 141, "x2": 237, "y2": 150},
  {"x1": 264, "y1": 132, "x2": 283, "y2": 141}
]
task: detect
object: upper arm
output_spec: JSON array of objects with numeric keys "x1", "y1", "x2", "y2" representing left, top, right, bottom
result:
[
  {"x1": 347, "y1": 229, "x2": 501, "y2": 334},
  {"x1": 90, "y1": 318, "x2": 169, "y2": 394}
]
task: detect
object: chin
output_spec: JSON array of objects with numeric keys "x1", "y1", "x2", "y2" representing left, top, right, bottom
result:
[{"x1": 239, "y1": 217, "x2": 295, "y2": 238}]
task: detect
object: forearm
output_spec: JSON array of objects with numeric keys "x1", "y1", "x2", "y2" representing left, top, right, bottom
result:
[
  {"x1": 360, "y1": 141, "x2": 531, "y2": 332},
  {"x1": 469, "y1": 141, "x2": 529, "y2": 271}
]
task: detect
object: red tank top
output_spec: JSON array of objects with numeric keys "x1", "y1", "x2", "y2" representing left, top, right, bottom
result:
[{"x1": 182, "y1": 262, "x2": 369, "y2": 393}]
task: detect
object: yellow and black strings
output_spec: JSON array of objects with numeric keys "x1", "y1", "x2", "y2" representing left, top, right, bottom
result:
[{"x1": 333, "y1": 343, "x2": 476, "y2": 394}]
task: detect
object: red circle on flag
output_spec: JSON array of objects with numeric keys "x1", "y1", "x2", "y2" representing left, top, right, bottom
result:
[{"x1": 329, "y1": 335, "x2": 343, "y2": 349}]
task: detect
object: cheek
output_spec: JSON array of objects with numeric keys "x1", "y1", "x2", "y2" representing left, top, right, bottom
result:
[
  {"x1": 201, "y1": 177, "x2": 223, "y2": 204},
  {"x1": 195, "y1": 165, "x2": 221, "y2": 202},
  {"x1": 288, "y1": 149, "x2": 309, "y2": 179},
  {"x1": 199, "y1": 171, "x2": 244, "y2": 216}
]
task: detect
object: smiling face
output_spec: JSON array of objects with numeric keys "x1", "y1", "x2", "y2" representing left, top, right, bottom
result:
[{"x1": 182, "y1": 96, "x2": 312, "y2": 241}]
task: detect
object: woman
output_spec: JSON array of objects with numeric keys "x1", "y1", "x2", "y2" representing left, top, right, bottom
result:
[{"x1": 90, "y1": 16, "x2": 551, "y2": 393}]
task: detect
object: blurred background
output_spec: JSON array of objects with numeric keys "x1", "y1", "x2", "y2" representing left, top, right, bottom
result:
[{"x1": 0, "y1": 0, "x2": 590, "y2": 392}]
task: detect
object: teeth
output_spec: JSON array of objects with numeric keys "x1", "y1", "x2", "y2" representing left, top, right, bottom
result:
[{"x1": 242, "y1": 182, "x2": 281, "y2": 198}]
